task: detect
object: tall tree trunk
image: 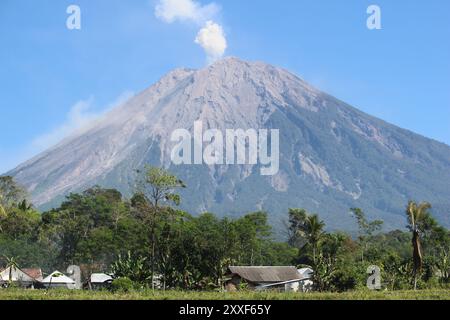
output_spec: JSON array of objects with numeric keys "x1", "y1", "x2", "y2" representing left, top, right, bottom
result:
[
  {"x1": 412, "y1": 230, "x2": 422, "y2": 290},
  {"x1": 313, "y1": 245, "x2": 317, "y2": 266},
  {"x1": 151, "y1": 231, "x2": 155, "y2": 291},
  {"x1": 150, "y1": 207, "x2": 157, "y2": 291}
]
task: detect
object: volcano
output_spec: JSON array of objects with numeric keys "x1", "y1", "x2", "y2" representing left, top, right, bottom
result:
[{"x1": 8, "y1": 57, "x2": 450, "y2": 231}]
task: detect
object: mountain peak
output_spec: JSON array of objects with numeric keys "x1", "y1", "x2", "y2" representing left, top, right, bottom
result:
[
  {"x1": 209, "y1": 56, "x2": 250, "y2": 67},
  {"x1": 8, "y1": 58, "x2": 450, "y2": 230},
  {"x1": 206, "y1": 56, "x2": 279, "y2": 73}
]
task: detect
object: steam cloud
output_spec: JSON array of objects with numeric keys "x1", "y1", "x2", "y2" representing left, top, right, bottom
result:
[
  {"x1": 195, "y1": 21, "x2": 227, "y2": 63},
  {"x1": 155, "y1": 0, "x2": 227, "y2": 63}
]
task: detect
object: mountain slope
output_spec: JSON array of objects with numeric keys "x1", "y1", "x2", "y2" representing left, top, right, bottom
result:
[{"x1": 8, "y1": 57, "x2": 450, "y2": 231}]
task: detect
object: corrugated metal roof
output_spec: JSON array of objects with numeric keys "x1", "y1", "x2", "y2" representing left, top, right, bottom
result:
[
  {"x1": 0, "y1": 266, "x2": 36, "y2": 282},
  {"x1": 90, "y1": 273, "x2": 113, "y2": 283},
  {"x1": 42, "y1": 271, "x2": 75, "y2": 284},
  {"x1": 298, "y1": 268, "x2": 314, "y2": 277},
  {"x1": 22, "y1": 268, "x2": 43, "y2": 281},
  {"x1": 228, "y1": 266, "x2": 302, "y2": 283}
]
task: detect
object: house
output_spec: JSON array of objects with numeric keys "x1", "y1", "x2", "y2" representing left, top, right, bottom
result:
[
  {"x1": 89, "y1": 273, "x2": 113, "y2": 290},
  {"x1": 42, "y1": 271, "x2": 76, "y2": 289},
  {"x1": 225, "y1": 266, "x2": 310, "y2": 292},
  {"x1": 297, "y1": 268, "x2": 314, "y2": 292},
  {"x1": 22, "y1": 268, "x2": 44, "y2": 282},
  {"x1": 0, "y1": 266, "x2": 42, "y2": 288}
]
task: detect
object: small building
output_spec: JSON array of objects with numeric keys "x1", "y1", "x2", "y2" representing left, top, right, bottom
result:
[
  {"x1": 297, "y1": 268, "x2": 314, "y2": 292},
  {"x1": 225, "y1": 266, "x2": 308, "y2": 292},
  {"x1": 42, "y1": 271, "x2": 76, "y2": 289},
  {"x1": 0, "y1": 266, "x2": 42, "y2": 288},
  {"x1": 22, "y1": 268, "x2": 44, "y2": 282},
  {"x1": 89, "y1": 273, "x2": 113, "y2": 290}
]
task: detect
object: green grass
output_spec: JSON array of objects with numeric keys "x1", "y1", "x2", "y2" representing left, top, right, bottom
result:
[{"x1": 0, "y1": 289, "x2": 449, "y2": 300}]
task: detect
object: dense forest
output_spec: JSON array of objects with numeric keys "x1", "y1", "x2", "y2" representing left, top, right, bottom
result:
[{"x1": 0, "y1": 167, "x2": 449, "y2": 291}]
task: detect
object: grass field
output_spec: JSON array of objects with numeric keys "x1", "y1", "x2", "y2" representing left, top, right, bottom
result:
[{"x1": 0, "y1": 289, "x2": 449, "y2": 300}]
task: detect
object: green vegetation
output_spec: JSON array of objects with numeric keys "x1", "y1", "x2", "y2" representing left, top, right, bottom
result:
[
  {"x1": 0, "y1": 168, "x2": 449, "y2": 297},
  {"x1": 0, "y1": 288, "x2": 448, "y2": 300}
]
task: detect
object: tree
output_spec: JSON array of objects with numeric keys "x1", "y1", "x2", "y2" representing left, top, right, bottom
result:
[
  {"x1": 419, "y1": 216, "x2": 450, "y2": 284},
  {"x1": 0, "y1": 198, "x2": 5, "y2": 233},
  {"x1": 435, "y1": 245, "x2": 449, "y2": 283},
  {"x1": 312, "y1": 233, "x2": 350, "y2": 291},
  {"x1": 137, "y1": 166, "x2": 186, "y2": 208},
  {"x1": 350, "y1": 208, "x2": 383, "y2": 263},
  {"x1": 288, "y1": 209, "x2": 308, "y2": 248},
  {"x1": 288, "y1": 209, "x2": 360, "y2": 292},
  {"x1": 0, "y1": 176, "x2": 27, "y2": 233},
  {"x1": 233, "y1": 211, "x2": 272, "y2": 265},
  {"x1": 406, "y1": 201, "x2": 431, "y2": 290},
  {"x1": 153, "y1": 208, "x2": 188, "y2": 290},
  {"x1": 0, "y1": 198, "x2": 5, "y2": 218},
  {"x1": 135, "y1": 166, "x2": 186, "y2": 290},
  {"x1": 40, "y1": 187, "x2": 133, "y2": 268},
  {"x1": 0, "y1": 176, "x2": 27, "y2": 208},
  {"x1": 2, "y1": 256, "x2": 20, "y2": 285},
  {"x1": 305, "y1": 214, "x2": 326, "y2": 264},
  {"x1": 288, "y1": 209, "x2": 325, "y2": 265},
  {"x1": 0, "y1": 205, "x2": 40, "y2": 241}
]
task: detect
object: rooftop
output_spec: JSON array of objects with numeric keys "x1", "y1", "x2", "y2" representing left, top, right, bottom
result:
[{"x1": 227, "y1": 266, "x2": 302, "y2": 283}]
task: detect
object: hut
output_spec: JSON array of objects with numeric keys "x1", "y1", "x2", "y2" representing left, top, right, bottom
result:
[
  {"x1": 89, "y1": 273, "x2": 113, "y2": 290},
  {"x1": 22, "y1": 268, "x2": 44, "y2": 282},
  {"x1": 42, "y1": 271, "x2": 76, "y2": 289},
  {"x1": 297, "y1": 268, "x2": 314, "y2": 292},
  {"x1": 0, "y1": 266, "x2": 42, "y2": 288},
  {"x1": 225, "y1": 266, "x2": 307, "y2": 292}
]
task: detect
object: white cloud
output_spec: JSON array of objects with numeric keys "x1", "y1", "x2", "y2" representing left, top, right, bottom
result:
[
  {"x1": 0, "y1": 91, "x2": 134, "y2": 174},
  {"x1": 195, "y1": 21, "x2": 227, "y2": 63},
  {"x1": 155, "y1": 0, "x2": 219, "y2": 24},
  {"x1": 154, "y1": 0, "x2": 227, "y2": 63},
  {"x1": 32, "y1": 91, "x2": 134, "y2": 151}
]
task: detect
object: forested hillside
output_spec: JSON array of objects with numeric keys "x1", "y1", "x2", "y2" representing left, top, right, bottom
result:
[{"x1": 1, "y1": 169, "x2": 449, "y2": 291}]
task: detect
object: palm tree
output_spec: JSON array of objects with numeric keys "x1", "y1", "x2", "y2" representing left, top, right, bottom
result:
[
  {"x1": 292, "y1": 212, "x2": 325, "y2": 264},
  {"x1": 305, "y1": 214, "x2": 325, "y2": 264},
  {"x1": 3, "y1": 256, "x2": 20, "y2": 286},
  {"x1": 406, "y1": 201, "x2": 431, "y2": 290}
]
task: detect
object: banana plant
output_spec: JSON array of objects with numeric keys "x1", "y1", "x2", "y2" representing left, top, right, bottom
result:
[{"x1": 111, "y1": 251, "x2": 152, "y2": 286}]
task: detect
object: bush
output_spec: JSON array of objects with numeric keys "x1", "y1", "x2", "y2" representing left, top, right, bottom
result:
[
  {"x1": 110, "y1": 277, "x2": 135, "y2": 293},
  {"x1": 331, "y1": 271, "x2": 358, "y2": 292}
]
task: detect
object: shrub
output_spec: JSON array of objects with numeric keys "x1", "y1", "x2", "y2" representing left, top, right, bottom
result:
[{"x1": 110, "y1": 277, "x2": 135, "y2": 293}]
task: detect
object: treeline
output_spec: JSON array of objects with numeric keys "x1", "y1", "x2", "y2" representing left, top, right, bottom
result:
[{"x1": 0, "y1": 168, "x2": 449, "y2": 291}]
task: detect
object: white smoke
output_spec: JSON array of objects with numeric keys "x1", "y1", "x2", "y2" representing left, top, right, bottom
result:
[
  {"x1": 155, "y1": 0, "x2": 218, "y2": 24},
  {"x1": 195, "y1": 21, "x2": 227, "y2": 63},
  {"x1": 155, "y1": 0, "x2": 227, "y2": 63},
  {"x1": 32, "y1": 91, "x2": 134, "y2": 150}
]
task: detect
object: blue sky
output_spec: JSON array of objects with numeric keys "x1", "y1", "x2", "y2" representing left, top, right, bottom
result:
[{"x1": 1, "y1": 0, "x2": 449, "y2": 173}]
